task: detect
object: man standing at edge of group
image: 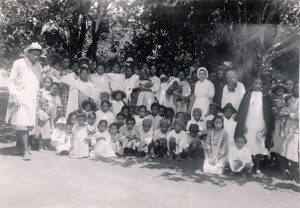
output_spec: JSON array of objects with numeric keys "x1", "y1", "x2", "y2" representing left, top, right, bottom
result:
[{"x1": 5, "y1": 42, "x2": 46, "y2": 161}]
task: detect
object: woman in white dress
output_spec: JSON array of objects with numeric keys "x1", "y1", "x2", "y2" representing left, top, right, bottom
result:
[
  {"x1": 190, "y1": 67, "x2": 215, "y2": 118},
  {"x1": 65, "y1": 68, "x2": 94, "y2": 118},
  {"x1": 235, "y1": 77, "x2": 274, "y2": 175}
]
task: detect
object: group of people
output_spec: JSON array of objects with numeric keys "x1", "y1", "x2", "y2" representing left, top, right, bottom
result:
[{"x1": 5, "y1": 42, "x2": 299, "y2": 183}]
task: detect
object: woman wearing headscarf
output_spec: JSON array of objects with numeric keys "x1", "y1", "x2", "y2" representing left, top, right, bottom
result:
[{"x1": 189, "y1": 67, "x2": 215, "y2": 118}]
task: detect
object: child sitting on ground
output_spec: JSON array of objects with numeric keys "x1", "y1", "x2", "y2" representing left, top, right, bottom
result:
[
  {"x1": 203, "y1": 115, "x2": 228, "y2": 174},
  {"x1": 136, "y1": 119, "x2": 153, "y2": 158},
  {"x1": 228, "y1": 136, "x2": 253, "y2": 177},
  {"x1": 119, "y1": 117, "x2": 140, "y2": 156},
  {"x1": 69, "y1": 113, "x2": 90, "y2": 159},
  {"x1": 51, "y1": 117, "x2": 71, "y2": 156},
  {"x1": 109, "y1": 123, "x2": 122, "y2": 155},
  {"x1": 167, "y1": 119, "x2": 188, "y2": 160},
  {"x1": 152, "y1": 119, "x2": 170, "y2": 158},
  {"x1": 35, "y1": 99, "x2": 52, "y2": 152},
  {"x1": 89, "y1": 120, "x2": 116, "y2": 158},
  {"x1": 86, "y1": 112, "x2": 97, "y2": 144},
  {"x1": 187, "y1": 124, "x2": 204, "y2": 160}
]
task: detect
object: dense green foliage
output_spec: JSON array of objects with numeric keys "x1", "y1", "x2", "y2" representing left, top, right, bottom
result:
[{"x1": 0, "y1": 0, "x2": 299, "y2": 80}]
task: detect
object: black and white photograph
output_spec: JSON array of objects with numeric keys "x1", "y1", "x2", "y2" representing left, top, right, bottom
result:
[{"x1": 0, "y1": 0, "x2": 299, "y2": 207}]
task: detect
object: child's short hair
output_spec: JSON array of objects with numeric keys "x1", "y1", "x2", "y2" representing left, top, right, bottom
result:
[
  {"x1": 87, "y1": 112, "x2": 96, "y2": 119},
  {"x1": 234, "y1": 135, "x2": 247, "y2": 143},
  {"x1": 189, "y1": 124, "x2": 199, "y2": 133},
  {"x1": 151, "y1": 103, "x2": 160, "y2": 110},
  {"x1": 116, "y1": 112, "x2": 125, "y2": 118},
  {"x1": 175, "y1": 111, "x2": 184, "y2": 118},
  {"x1": 142, "y1": 118, "x2": 152, "y2": 126},
  {"x1": 77, "y1": 113, "x2": 87, "y2": 119},
  {"x1": 165, "y1": 107, "x2": 175, "y2": 117},
  {"x1": 109, "y1": 122, "x2": 119, "y2": 130},
  {"x1": 159, "y1": 118, "x2": 170, "y2": 127},
  {"x1": 101, "y1": 100, "x2": 111, "y2": 107},
  {"x1": 97, "y1": 61, "x2": 106, "y2": 68},
  {"x1": 67, "y1": 112, "x2": 77, "y2": 122},
  {"x1": 159, "y1": 105, "x2": 166, "y2": 111},
  {"x1": 98, "y1": 119, "x2": 108, "y2": 127},
  {"x1": 121, "y1": 105, "x2": 130, "y2": 112},
  {"x1": 192, "y1": 108, "x2": 202, "y2": 115},
  {"x1": 38, "y1": 98, "x2": 48, "y2": 106},
  {"x1": 126, "y1": 116, "x2": 136, "y2": 124},
  {"x1": 100, "y1": 91, "x2": 110, "y2": 99},
  {"x1": 138, "y1": 105, "x2": 147, "y2": 112},
  {"x1": 43, "y1": 76, "x2": 53, "y2": 83},
  {"x1": 50, "y1": 82, "x2": 60, "y2": 89},
  {"x1": 212, "y1": 115, "x2": 224, "y2": 128}
]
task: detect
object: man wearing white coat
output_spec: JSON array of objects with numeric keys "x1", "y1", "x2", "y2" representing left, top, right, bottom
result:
[{"x1": 5, "y1": 42, "x2": 46, "y2": 160}]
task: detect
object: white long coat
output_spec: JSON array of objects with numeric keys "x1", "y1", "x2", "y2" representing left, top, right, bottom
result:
[{"x1": 5, "y1": 58, "x2": 41, "y2": 126}]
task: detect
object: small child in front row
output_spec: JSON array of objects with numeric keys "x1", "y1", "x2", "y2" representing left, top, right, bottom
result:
[
  {"x1": 167, "y1": 119, "x2": 189, "y2": 160},
  {"x1": 89, "y1": 120, "x2": 116, "y2": 158},
  {"x1": 228, "y1": 136, "x2": 253, "y2": 177},
  {"x1": 35, "y1": 99, "x2": 52, "y2": 152},
  {"x1": 51, "y1": 117, "x2": 71, "y2": 156},
  {"x1": 136, "y1": 119, "x2": 153, "y2": 157},
  {"x1": 187, "y1": 124, "x2": 204, "y2": 160},
  {"x1": 119, "y1": 117, "x2": 140, "y2": 156},
  {"x1": 69, "y1": 113, "x2": 90, "y2": 159},
  {"x1": 152, "y1": 119, "x2": 170, "y2": 158},
  {"x1": 109, "y1": 122, "x2": 122, "y2": 155}
]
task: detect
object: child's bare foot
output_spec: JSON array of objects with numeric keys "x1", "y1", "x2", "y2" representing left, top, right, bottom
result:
[
  {"x1": 176, "y1": 156, "x2": 182, "y2": 161},
  {"x1": 241, "y1": 172, "x2": 247, "y2": 178},
  {"x1": 255, "y1": 170, "x2": 264, "y2": 176},
  {"x1": 187, "y1": 156, "x2": 193, "y2": 161}
]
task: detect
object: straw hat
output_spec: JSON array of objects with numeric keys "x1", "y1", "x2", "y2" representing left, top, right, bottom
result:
[
  {"x1": 23, "y1": 42, "x2": 47, "y2": 55},
  {"x1": 111, "y1": 90, "x2": 126, "y2": 100}
]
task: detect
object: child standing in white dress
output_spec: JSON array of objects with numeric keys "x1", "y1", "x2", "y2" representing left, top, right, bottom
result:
[
  {"x1": 222, "y1": 103, "x2": 237, "y2": 147},
  {"x1": 109, "y1": 123, "x2": 122, "y2": 155},
  {"x1": 35, "y1": 99, "x2": 52, "y2": 152},
  {"x1": 69, "y1": 113, "x2": 90, "y2": 158}
]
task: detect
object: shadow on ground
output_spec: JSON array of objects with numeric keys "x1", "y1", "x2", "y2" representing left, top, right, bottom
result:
[{"x1": 88, "y1": 153, "x2": 300, "y2": 193}]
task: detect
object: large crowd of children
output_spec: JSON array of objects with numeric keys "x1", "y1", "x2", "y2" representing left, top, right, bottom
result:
[{"x1": 30, "y1": 53, "x2": 299, "y2": 183}]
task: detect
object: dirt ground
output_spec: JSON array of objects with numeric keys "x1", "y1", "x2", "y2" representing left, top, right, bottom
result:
[
  {"x1": 0, "y1": 74, "x2": 299, "y2": 208},
  {"x1": 0, "y1": 143, "x2": 299, "y2": 208}
]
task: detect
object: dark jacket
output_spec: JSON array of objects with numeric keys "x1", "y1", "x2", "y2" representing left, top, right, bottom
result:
[{"x1": 234, "y1": 91, "x2": 275, "y2": 149}]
